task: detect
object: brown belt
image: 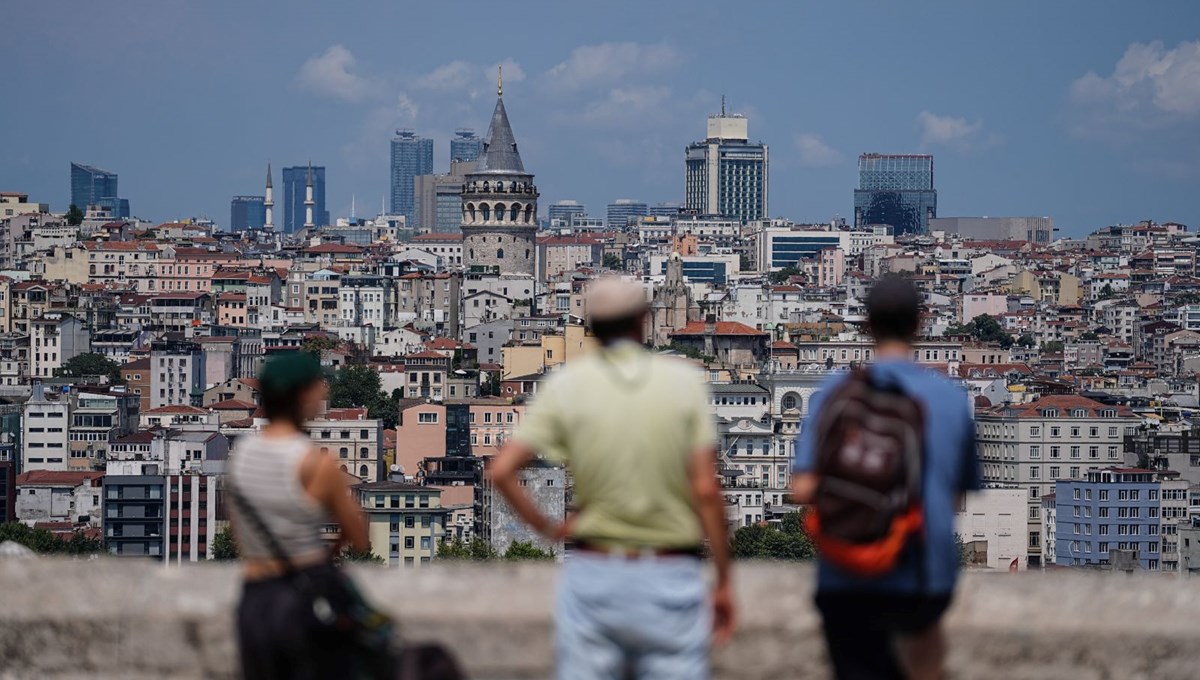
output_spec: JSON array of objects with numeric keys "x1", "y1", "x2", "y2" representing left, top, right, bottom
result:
[{"x1": 574, "y1": 541, "x2": 704, "y2": 559}]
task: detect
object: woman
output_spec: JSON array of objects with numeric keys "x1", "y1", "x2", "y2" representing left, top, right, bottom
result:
[{"x1": 228, "y1": 352, "x2": 374, "y2": 679}]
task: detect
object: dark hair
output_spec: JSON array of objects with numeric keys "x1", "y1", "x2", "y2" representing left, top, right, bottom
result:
[
  {"x1": 258, "y1": 353, "x2": 324, "y2": 428},
  {"x1": 867, "y1": 278, "x2": 921, "y2": 343},
  {"x1": 590, "y1": 312, "x2": 646, "y2": 345}
]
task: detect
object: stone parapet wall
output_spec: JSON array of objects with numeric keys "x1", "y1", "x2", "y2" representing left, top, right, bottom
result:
[{"x1": 0, "y1": 560, "x2": 1198, "y2": 679}]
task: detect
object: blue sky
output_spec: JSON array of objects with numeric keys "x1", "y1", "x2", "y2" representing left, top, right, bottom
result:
[{"x1": 3, "y1": 1, "x2": 1198, "y2": 235}]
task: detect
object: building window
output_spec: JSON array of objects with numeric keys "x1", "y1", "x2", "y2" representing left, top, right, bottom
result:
[{"x1": 418, "y1": 413, "x2": 438, "y2": 424}]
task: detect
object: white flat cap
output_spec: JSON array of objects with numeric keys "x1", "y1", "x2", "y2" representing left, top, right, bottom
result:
[{"x1": 585, "y1": 276, "x2": 648, "y2": 323}]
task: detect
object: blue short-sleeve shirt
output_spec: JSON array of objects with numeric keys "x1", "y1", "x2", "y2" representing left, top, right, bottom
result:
[{"x1": 793, "y1": 359, "x2": 982, "y2": 594}]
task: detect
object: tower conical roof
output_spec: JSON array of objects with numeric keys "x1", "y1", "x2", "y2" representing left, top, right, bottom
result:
[{"x1": 476, "y1": 96, "x2": 525, "y2": 174}]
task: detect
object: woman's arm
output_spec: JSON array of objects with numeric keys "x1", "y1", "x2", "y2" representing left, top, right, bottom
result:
[{"x1": 301, "y1": 449, "x2": 371, "y2": 553}]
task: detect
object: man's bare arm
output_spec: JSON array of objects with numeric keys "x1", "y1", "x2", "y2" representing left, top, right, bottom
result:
[
  {"x1": 791, "y1": 472, "x2": 818, "y2": 505},
  {"x1": 689, "y1": 445, "x2": 735, "y2": 644}
]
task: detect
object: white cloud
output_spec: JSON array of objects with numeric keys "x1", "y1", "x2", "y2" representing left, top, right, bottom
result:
[
  {"x1": 571, "y1": 86, "x2": 674, "y2": 128},
  {"x1": 296, "y1": 45, "x2": 371, "y2": 102},
  {"x1": 545, "y1": 42, "x2": 682, "y2": 91},
  {"x1": 917, "y1": 110, "x2": 986, "y2": 150},
  {"x1": 1070, "y1": 40, "x2": 1200, "y2": 119},
  {"x1": 414, "y1": 59, "x2": 525, "y2": 100},
  {"x1": 793, "y1": 133, "x2": 842, "y2": 167}
]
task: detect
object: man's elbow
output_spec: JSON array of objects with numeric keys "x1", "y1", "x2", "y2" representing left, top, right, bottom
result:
[{"x1": 791, "y1": 473, "x2": 817, "y2": 504}]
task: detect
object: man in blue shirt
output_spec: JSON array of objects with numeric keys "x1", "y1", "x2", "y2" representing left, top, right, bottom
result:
[{"x1": 792, "y1": 278, "x2": 981, "y2": 680}]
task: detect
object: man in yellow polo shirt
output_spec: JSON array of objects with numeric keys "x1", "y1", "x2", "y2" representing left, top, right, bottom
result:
[{"x1": 489, "y1": 276, "x2": 734, "y2": 680}]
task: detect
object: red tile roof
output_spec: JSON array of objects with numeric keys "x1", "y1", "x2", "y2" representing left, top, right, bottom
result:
[
  {"x1": 16, "y1": 471, "x2": 104, "y2": 486},
  {"x1": 208, "y1": 399, "x2": 258, "y2": 410},
  {"x1": 324, "y1": 407, "x2": 369, "y2": 421},
  {"x1": 671, "y1": 321, "x2": 768, "y2": 336}
]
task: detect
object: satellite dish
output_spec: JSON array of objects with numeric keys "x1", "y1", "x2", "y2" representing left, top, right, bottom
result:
[{"x1": 389, "y1": 464, "x2": 401, "y2": 473}]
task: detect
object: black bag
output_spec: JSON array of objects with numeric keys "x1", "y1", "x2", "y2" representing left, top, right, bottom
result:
[
  {"x1": 804, "y1": 368, "x2": 926, "y2": 577},
  {"x1": 231, "y1": 487, "x2": 468, "y2": 680},
  {"x1": 231, "y1": 487, "x2": 395, "y2": 678}
]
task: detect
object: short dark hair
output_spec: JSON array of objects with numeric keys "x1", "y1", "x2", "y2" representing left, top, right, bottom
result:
[
  {"x1": 590, "y1": 312, "x2": 645, "y2": 345},
  {"x1": 259, "y1": 353, "x2": 324, "y2": 428},
  {"x1": 867, "y1": 278, "x2": 921, "y2": 343}
]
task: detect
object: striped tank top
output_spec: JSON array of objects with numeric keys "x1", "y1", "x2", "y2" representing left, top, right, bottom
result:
[{"x1": 228, "y1": 433, "x2": 329, "y2": 562}]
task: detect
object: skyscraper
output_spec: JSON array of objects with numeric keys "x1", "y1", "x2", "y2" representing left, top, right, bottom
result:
[
  {"x1": 451, "y1": 129, "x2": 482, "y2": 163},
  {"x1": 415, "y1": 160, "x2": 477, "y2": 234},
  {"x1": 282, "y1": 165, "x2": 329, "y2": 233},
  {"x1": 606, "y1": 199, "x2": 648, "y2": 228},
  {"x1": 390, "y1": 130, "x2": 434, "y2": 221},
  {"x1": 684, "y1": 103, "x2": 769, "y2": 223},
  {"x1": 853, "y1": 153, "x2": 937, "y2": 235},
  {"x1": 461, "y1": 69, "x2": 539, "y2": 276},
  {"x1": 548, "y1": 200, "x2": 586, "y2": 227},
  {"x1": 229, "y1": 196, "x2": 266, "y2": 231},
  {"x1": 70, "y1": 162, "x2": 128, "y2": 217},
  {"x1": 648, "y1": 202, "x2": 681, "y2": 218}
]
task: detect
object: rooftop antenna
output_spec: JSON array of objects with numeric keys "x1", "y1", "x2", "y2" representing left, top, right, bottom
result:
[
  {"x1": 497, "y1": 64, "x2": 503, "y2": 97},
  {"x1": 721, "y1": 94, "x2": 726, "y2": 116}
]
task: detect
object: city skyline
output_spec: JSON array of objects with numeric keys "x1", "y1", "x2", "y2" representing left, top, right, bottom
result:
[{"x1": 2, "y1": 2, "x2": 1198, "y2": 233}]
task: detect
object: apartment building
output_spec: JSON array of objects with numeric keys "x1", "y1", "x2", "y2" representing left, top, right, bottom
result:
[
  {"x1": 356, "y1": 479, "x2": 448, "y2": 567},
  {"x1": 309, "y1": 407, "x2": 383, "y2": 482}
]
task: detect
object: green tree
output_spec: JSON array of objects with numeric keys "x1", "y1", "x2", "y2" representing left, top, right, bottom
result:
[
  {"x1": 301, "y1": 335, "x2": 339, "y2": 356},
  {"x1": 0, "y1": 522, "x2": 103, "y2": 555},
  {"x1": 1016, "y1": 334, "x2": 1036, "y2": 348},
  {"x1": 955, "y1": 532, "x2": 971, "y2": 567},
  {"x1": 503, "y1": 540, "x2": 555, "y2": 561},
  {"x1": 338, "y1": 547, "x2": 385, "y2": 565},
  {"x1": 656, "y1": 343, "x2": 716, "y2": 365},
  {"x1": 66, "y1": 204, "x2": 84, "y2": 226},
  {"x1": 328, "y1": 364, "x2": 397, "y2": 428},
  {"x1": 739, "y1": 253, "x2": 753, "y2": 271},
  {"x1": 211, "y1": 526, "x2": 239, "y2": 561},
  {"x1": 768, "y1": 266, "x2": 801, "y2": 285},
  {"x1": 437, "y1": 537, "x2": 497, "y2": 561},
  {"x1": 1098, "y1": 283, "x2": 1115, "y2": 300},
  {"x1": 1041, "y1": 341, "x2": 1065, "y2": 353},
  {"x1": 55, "y1": 353, "x2": 123, "y2": 385},
  {"x1": 946, "y1": 314, "x2": 1013, "y2": 348},
  {"x1": 1080, "y1": 331, "x2": 1100, "y2": 341},
  {"x1": 602, "y1": 253, "x2": 623, "y2": 270},
  {"x1": 731, "y1": 511, "x2": 814, "y2": 560}
]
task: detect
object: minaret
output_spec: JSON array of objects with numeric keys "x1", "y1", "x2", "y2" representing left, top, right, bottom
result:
[
  {"x1": 263, "y1": 163, "x2": 274, "y2": 230},
  {"x1": 303, "y1": 161, "x2": 315, "y2": 229}
]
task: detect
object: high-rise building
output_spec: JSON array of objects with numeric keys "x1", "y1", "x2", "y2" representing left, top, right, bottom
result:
[
  {"x1": 684, "y1": 104, "x2": 769, "y2": 223},
  {"x1": 451, "y1": 129, "x2": 482, "y2": 163},
  {"x1": 390, "y1": 130, "x2": 434, "y2": 221},
  {"x1": 229, "y1": 196, "x2": 266, "y2": 231},
  {"x1": 853, "y1": 153, "x2": 937, "y2": 236},
  {"x1": 282, "y1": 165, "x2": 329, "y2": 233},
  {"x1": 649, "y1": 202, "x2": 681, "y2": 219},
  {"x1": 606, "y1": 199, "x2": 648, "y2": 229},
  {"x1": 928, "y1": 216, "x2": 1054, "y2": 244},
  {"x1": 415, "y1": 161, "x2": 477, "y2": 234},
  {"x1": 461, "y1": 72, "x2": 539, "y2": 276},
  {"x1": 547, "y1": 200, "x2": 586, "y2": 227},
  {"x1": 70, "y1": 162, "x2": 128, "y2": 217}
]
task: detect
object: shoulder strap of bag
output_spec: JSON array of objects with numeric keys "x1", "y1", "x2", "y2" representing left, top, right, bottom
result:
[{"x1": 229, "y1": 484, "x2": 298, "y2": 576}]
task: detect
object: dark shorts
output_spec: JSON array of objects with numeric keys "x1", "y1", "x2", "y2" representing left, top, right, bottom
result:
[
  {"x1": 237, "y1": 563, "x2": 364, "y2": 680},
  {"x1": 815, "y1": 591, "x2": 953, "y2": 680}
]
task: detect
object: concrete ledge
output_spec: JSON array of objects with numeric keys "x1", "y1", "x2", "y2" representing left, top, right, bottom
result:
[{"x1": 0, "y1": 560, "x2": 1199, "y2": 679}]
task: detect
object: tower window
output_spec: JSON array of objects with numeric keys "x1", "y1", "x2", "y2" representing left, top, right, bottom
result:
[
  {"x1": 497, "y1": 248, "x2": 505, "y2": 259},
  {"x1": 481, "y1": 204, "x2": 491, "y2": 221},
  {"x1": 494, "y1": 203, "x2": 506, "y2": 221}
]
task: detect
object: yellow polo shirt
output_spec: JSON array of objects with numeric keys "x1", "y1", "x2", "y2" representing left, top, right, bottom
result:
[{"x1": 513, "y1": 341, "x2": 717, "y2": 549}]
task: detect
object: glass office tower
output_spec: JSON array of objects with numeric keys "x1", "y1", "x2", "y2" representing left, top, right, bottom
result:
[
  {"x1": 853, "y1": 153, "x2": 937, "y2": 235},
  {"x1": 70, "y1": 162, "x2": 126, "y2": 216},
  {"x1": 450, "y1": 129, "x2": 482, "y2": 163},
  {"x1": 390, "y1": 130, "x2": 434, "y2": 221},
  {"x1": 606, "y1": 199, "x2": 648, "y2": 228},
  {"x1": 229, "y1": 196, "x2": 266, "y2": 231},
  {"x1": 281, "y1": 165, "x2": 329, "y2": 233},
  {"x1": 684, "y1": 113, "x2": 769, "y2": 223}
]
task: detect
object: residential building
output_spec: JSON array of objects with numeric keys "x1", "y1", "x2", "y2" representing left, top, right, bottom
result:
[
  {"x1": 1055, "y1": 468, "x2": 1179, "y2": 571},
  {"x1": 102, "y1": 474, "x2": 166, "y2": 559},
  {"x1": 22, "y1": 383, "x2": 70, "y2": 472},
  {"x1": 975, "y1": 395, "x2": 1141, "y2": 567},
  {"x1": 309, "y1": 407, "x2": 383, "y2": 482},
  {"x1": 477, "y1": 459, "x2": 566, "y2": 555},
  {"x1": 955, "y1": 487, "x2": 1028, "y2": 570},
  {"x1": 1042, "y1": 492, "x2": 1057, "y2": 565},
  {"x1": 356, "y1": 479, "x2": 448, "y2": 567},
  {"x1": 15, "y1": 470, "x2": 104, "y2": 527},
  {"x1": 853, "y1": 153, "x2": 936, "y2": 235},
  {"x1": 165, "y1": 473, "x2": 219, "y2": 564},
  {"x1": 30, "y1": 312, "x2": 89, "y2": 379},
  {"x1": 684, "y1": 107, "x2": 769, "y2": 222},
  {"x1": 0, "y1": 191, "x2": 49, "y2": 218},
  {"x1": 282, "y1": 165, "x2": 329, "y2": 233},
  {"x1": 149, "y1": 338, "x2": 206, "y2": 408},
  {"x1": 229, "y1": 196, "x2": 266, "y2": 231},
  {"x1": 390, "y1": 130, "x2": 434, "y2": 222}
]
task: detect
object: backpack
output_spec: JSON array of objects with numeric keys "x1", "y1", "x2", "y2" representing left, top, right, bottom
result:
[{"x1": 803, "y1": 368, "x2": 925, "y2": 577}]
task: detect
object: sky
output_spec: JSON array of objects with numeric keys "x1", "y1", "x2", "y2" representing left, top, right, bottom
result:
[{"x1": 3, "y1": 1, "x2": 1199, "y2": 236}]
